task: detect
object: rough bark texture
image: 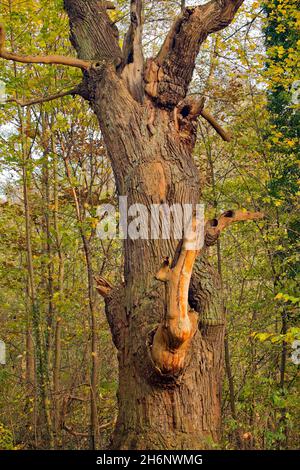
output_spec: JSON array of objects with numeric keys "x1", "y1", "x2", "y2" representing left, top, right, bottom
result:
[
  {"x1": 0, "y1": 0, "x2": 261, "y2": 449},
  {"x1": 61, "y1": 0, "x2": 246, "y2": 450},
  {"x1": 88, "y1": 65, "x2": 225, "y2": 449}
]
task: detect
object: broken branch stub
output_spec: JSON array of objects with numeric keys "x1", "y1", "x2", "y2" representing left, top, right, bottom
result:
[
  {"x1": 151, "y1": 209, "x2": 264, "y2": 375},
  {"x1": 94, "y1": 276, "x2": 113, "y2": 298},
  {"x1": 152, "y1": 228, "x2": 200, "y2": 375},
  {"x1": 205, "y1": 209, "x2": 264, "y2": 245},
  {"x1": 175, "y1": 96, "x2": 232, "y2": 142}
]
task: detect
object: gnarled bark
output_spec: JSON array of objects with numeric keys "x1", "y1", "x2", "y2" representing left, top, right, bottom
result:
[
  {"x1": 146, "y1": 0, "x2": 245, "y2": 107},
  {"x1": 1, "y1": 0, "x2": 255, "y2": 450},
  {"x1": 64, "y1": 0, "x2": 253, "y2": 450}
]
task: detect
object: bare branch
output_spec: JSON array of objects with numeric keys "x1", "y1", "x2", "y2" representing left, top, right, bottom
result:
[
  {"x1": 62, "y1": 424, "x2": 89, "y2": 437},
  {"x1": 200, "y1": 108, "x2": 231, "y2": 141},
  {"x1": 205, "y1": 209, "x2": 264, "y2": 246},
  {"x1": 0, "y1": 49, "x2": 90, "y2": 70},
  {"x1": 5, "y1": 87, "x2": 80, "y2": 107},
  {"x1": 0, "y1": 24, "x2": 90, "y2": 70}
]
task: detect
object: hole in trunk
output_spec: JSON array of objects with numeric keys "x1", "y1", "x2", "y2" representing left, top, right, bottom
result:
[
  {"x1": 180, "y1": 105, "x2": 191, "y2": 118},
  {"x1": 127, "y1": 51, "x2": 134, "y2": 64},
  {"x1": 224, "y1": 210, "x2": 235, "y2": 218}
]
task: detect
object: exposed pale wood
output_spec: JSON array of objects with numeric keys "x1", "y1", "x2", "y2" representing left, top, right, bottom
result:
[
  {"x1": 152, "y1": 209, "x2": 263, "y2": 374},
  {"x1": 153, "y1": 238, "x2": 199, "y2": 374},
  {"x1": 94, "y1": 276, "x2": 113, "y2": 298},
  {"x1": 121, "y1": 0, "x2": 144, "y2": 102}
]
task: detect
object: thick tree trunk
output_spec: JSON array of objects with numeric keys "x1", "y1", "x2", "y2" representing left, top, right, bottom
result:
[
  {"x1": 91, "y1": 68, "x2": 225, "y2": 449},
  {"x1": 0, "y1": 0, "x2": 249, "y2": 450},
  {"x1": 56, "y1": 0, "x2": 250, "y2": 451},
  {"x1": 114, "y1": 327, "x2": 224, "y2": 450}
]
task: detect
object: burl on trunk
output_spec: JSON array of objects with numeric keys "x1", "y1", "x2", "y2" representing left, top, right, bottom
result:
[{"x1": 1, "y1": 0, "x2": 263, "y2": 450}]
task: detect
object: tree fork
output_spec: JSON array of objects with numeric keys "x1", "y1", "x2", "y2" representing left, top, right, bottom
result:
[{"x1": 2, "y1": 0, "x2": 254, "y2": 450}]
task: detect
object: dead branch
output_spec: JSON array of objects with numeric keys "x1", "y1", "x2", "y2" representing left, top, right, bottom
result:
[
  {"x1": 121, "y1": 0, "x2": 144, "y2": 102},
  {"x1": 205, "y1": 209, "x2": 264, "y2": 246},
  {"x1": 200, "y1": 108, "x2": 232, "y2": 142},
  {"x1": 151, "y1": 209, "x2": 264, "y2": 374},
  {"x1": 5, "y1": 86, "x2": 80, "y2": 107}
]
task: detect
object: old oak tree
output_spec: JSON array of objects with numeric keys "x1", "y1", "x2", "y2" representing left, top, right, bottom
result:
[{"x1": 0, "y1": 0, "x2": 263, "y2": 449}]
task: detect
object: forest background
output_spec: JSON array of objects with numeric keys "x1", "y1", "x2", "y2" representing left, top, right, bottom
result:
[{"x1": 0, "y1": 0, "x2": 299, "y2": 450}]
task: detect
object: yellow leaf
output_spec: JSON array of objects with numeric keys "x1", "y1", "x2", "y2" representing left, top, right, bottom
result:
[{"x1": 275, "y1": 293, "x2": 284, "y2": 300}]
